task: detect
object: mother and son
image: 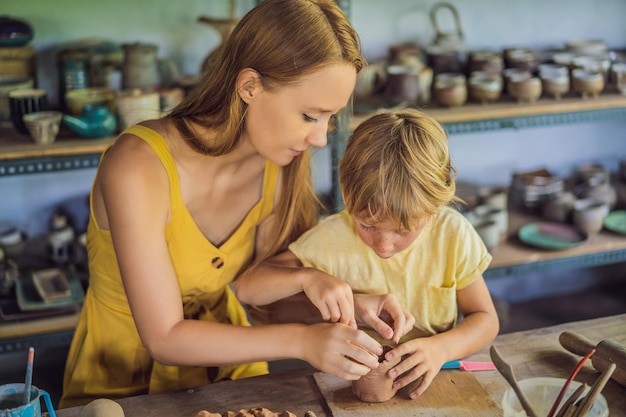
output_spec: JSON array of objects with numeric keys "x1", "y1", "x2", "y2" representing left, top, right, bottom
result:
[{"x1": 59, "y1": 0, "x2": 499, "y2": 408}]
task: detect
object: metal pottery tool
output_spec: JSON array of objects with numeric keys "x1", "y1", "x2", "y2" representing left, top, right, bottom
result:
[{"x1": 559, "y1": 331, "x2": 626, "y2": 387}]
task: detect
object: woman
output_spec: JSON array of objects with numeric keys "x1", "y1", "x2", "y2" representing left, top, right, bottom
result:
[{"x1": 61, "y1": 0, "x2": 393, "y2": 408}]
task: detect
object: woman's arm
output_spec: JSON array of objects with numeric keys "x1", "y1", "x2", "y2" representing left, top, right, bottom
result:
[
  {"x1": 96, "y1": 136, "x2": 382, "y2": 380},
  {"x1": 235, "y1": 250, "x2": 357, "y2": 327}
]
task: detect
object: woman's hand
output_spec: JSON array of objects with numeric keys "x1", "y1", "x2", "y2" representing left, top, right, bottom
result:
[
  {"x1": 383, "y1": 337, "x2": 446, "y2": 399},
  {"x1": 301, "y1": 269, "x2": 356, "y2": 328},
  {"x1": 353, "y1": 293, "x2": 415, "y2": 343},
  {"x1": 301, "y1": 322, "x2": 383, "y2": 380}
]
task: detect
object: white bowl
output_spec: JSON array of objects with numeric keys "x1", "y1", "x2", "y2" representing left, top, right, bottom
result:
[{"x1": 502, "y1": 377, "x2": 608, "y2": 417}]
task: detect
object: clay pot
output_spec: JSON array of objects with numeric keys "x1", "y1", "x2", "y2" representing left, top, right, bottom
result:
[
  {"x1": 571, "y1": 69, "x2": 604, "y2": 99},
  {"x1": 468, "y1": 71, "x2": 503, "y2": 104},
  {"x1": 507, "y1": 74, "x2": 542, "y2": 104},
  {"x1": 351, "y1": 346, "x2": 401, "y2": 403},
  {"x1": 433, "y1": 72, "x2": 467, "y2": 107}
]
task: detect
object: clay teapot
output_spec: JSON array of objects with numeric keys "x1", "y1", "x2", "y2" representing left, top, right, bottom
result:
[
  {"x1": 63, "y1": 104, "x2": 117, "y2": 138},
  {"x1": 427, "y1": 3, "x2": 466, "y2": 74}
]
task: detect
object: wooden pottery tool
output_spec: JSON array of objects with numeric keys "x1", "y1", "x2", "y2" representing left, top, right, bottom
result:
[
  {"x1": 490, "y1": 345, "x2": 539, "y2": 417},
  {"x1": 572, "y1": 363, "x2": 616, "y2": 417},
  {"x1": 559, "y1": 331, "x2": 626, "y2": 387}
]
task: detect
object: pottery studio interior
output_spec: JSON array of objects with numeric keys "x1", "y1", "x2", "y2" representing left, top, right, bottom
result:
[{"x1": 1, "y1": 0, "x2": 626, "y2": 411}]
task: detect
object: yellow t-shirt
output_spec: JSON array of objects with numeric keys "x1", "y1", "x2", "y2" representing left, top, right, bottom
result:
[
  {"x1": 288, "y1": 207, "x2": 492, "y2": 343},
  {"x1": 60, "y1": 125, "x2": 277, "y2": 408}
]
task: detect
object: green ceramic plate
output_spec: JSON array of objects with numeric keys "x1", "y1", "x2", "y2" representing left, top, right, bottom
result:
[
  {"x1": 603, "y1": 210, "x2": 626, "y2": 235},
  {"x1": 518, "y1": 222, "x2": 588, "y2": 250}
]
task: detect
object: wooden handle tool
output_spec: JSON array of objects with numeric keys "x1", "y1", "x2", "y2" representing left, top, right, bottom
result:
[{"x1": 559, "y1": 331, "x2": 626, "y2": 387}]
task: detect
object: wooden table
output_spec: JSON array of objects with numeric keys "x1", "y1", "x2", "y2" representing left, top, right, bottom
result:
[{"x1": 55, "y1": 314, "x2": 626, "y2": 417}]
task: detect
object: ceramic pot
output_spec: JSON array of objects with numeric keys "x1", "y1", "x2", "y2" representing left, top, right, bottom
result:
[
  {"x1": 468, "y1": 71, "x2": 503, "y2": 104},
  {"x1": 22, "y1": 111, "x2": 63, "y2": 145},
  {"x1": 8, "y1": 88, "x2": 47, "y2": 135},
  {"x1": 433, "y1": 72, "x2": 467, "y2": 107},
  {"x1": 572, "y1": 198, "x2": 609, "y2": 234},
  {"x1": 0, "y1": 16, "x2": 33, "y2": 47},
  {"x1": 115, "y1": 88, "x2": 160, "y2": 130},
  {"x1": 351, "y1": 346, "x2": 401, "y2": 403},
  {"x1": 384, "y1": 65, "x2": 420, "y2": 105},
  {"x1": 122, "y1": 43, "x2": 160, "y2": 90},
  {"x1": 571, "y1": 69, "x2": 604, "y2": 99},
  {"x1": 0, "y1": 75, "x2": 33, "y2": 121}
]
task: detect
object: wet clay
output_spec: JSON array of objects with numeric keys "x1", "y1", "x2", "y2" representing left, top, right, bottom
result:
[{"x1": 351, "y1": 345, "x2": 402, "y2": 403}]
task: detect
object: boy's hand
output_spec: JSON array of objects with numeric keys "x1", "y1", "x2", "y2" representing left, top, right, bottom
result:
[
  {"x1": 301, "y1": 269, "x2": 356, "y2": 328},
  {"x1": 384, "y1": 337, "x2": 446, "y2": 399},
  {"x1": 353, "y1": 293, "x2": 415, "y2": 343}
]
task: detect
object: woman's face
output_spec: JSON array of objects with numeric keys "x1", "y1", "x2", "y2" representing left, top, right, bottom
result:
[{"x1": 244, "y1": 63, "x2": 357, "y2": 166}]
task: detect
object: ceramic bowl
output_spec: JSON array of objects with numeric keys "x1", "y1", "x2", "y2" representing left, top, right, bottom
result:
[
  {"x1": 468, "y1": 72, "x2": 503, "y2": 104},
  {"x1": 22, "y1": 111, "x2": 63, "y2": 145},
  {"x1": 571, "y1": 69, "x2": 604, "y2": 99},
  {"x1": 0, "y1": 16, "x2": 34, "y2": 47},
  {"x1": 572, "y1": 198, "x2": 610, "y2": 234},
  {"x1": 507, "y1": 74, "x2": 542, "y2": 103},
  {"x1": 566, "y1": 39, "x2": 608, "y2": 56},
  {"x1": 65, "y1": 87, "x2": 116, "y2": 116}
]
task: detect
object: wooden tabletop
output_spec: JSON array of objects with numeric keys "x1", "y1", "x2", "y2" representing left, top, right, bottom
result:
[{"x1": 54, "y1": 314, "x2": 626, "y2": 417}]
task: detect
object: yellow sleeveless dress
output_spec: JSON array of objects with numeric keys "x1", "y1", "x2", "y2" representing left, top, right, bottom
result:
[{"x1": 60, "y1": 125, "x2": 275, "y2": 408}]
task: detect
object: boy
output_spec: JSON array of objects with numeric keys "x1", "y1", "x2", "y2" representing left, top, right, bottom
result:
[{"x1": 236, "y1": 109, "x2": 499, "y2": 399}]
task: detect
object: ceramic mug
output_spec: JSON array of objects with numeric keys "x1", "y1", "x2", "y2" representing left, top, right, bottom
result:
[
  {"x1": 8, "y1": 88, "x2": 47, "y2": 135},
  {"x1": 0, "y1": 383, "x2": 57, "y2": 417}
]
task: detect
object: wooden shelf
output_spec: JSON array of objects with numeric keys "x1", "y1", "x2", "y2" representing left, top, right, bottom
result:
[
  {"x1": 351, "y1": 90, "x2": 626, "y2": 133},
  {"x1": 0, "y1": 125, "x2": 115, "y2": 176},
  {"x1": 485, "y1": 208, "x2": 626, "y2": 279}
]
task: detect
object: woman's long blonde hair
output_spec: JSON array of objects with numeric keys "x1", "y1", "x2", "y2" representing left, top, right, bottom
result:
[{"x1": 168, "y1": 0, "x2": 364, "y2": 260}]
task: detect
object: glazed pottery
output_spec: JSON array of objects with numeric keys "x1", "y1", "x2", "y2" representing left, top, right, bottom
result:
[
  {"x1": 433, "y1": 72, "x2": 467, "y2": 107},
  {"x1": 63, "y1": 104, "x2": 117, "y2": 139},
  {"x1": 507, "y1": 74, "x2": 542, "y2": 104},
  {"x1": 572, "y1": 198, "x2": 609, "y2": 234},
  {"x1": 0, "y1": 16, "x2": 33, "y2": 47},
  {"x1": 0, "y1": 75, "x2": 33, "y2": 120},
  {"x1": 22, "y1": 111, "x2": 63, "y2": 145},
  {"x1": 8, "y1": 88, "x2": 47, "y2": 135},
  {"x1": 122, "y1": 42, "x2": 160, "y2": 90},
  {"x1": 571, "y1": 69, "x2": 604, "y2": 99},
  {"x1": 115, "y1": 88, "x2": 160, "y2": 130},
  {"x1": 612, "y1": 62, "x2": 626, "y2": 95},
  {"x1": 468, "y1": 71, "x2": 503, "y2": 104},
  {"x1": 65, "y1": 87, "x2": 116, "y2": 116},
  {"x1": 384, "y1": 65, "x2": 420, "y2": 105}
]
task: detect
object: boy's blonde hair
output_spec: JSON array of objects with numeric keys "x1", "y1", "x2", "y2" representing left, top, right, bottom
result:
[{"x1": 339, "y1": 109, "x2": 462, "y2": 230}]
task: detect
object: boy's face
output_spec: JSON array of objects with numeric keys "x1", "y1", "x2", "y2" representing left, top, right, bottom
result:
[{"x1": 351, "y1": 214, "x2": 427, "y2": 259}]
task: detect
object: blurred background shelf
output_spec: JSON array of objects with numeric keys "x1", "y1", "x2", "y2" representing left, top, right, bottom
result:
[{"x1": 352, "y1": 91, "x2": 626, "y2": 134}]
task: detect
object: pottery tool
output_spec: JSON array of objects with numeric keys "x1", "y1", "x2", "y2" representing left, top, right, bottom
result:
[
  {"x1": 571, "y1": 363, "x2": 616, "y2": 417},
  {"x1": 22, "y1": 346, "x2": 34, "y2": 405},
  {"x1": 490, "y1": 345, "x2": 539, "y2": 417},
  {"x1": 547, "y1": 348, "x2": 595, "y2": 417},
  {"x1": 559, "y1": 331, "x2": 626, "y2": 387},
  {"x1": 441, "y1": 360, "x2": 496, "y2": 371},
  {"x1": 554, "y1": 383, "x2": 587, "y2": 417}
]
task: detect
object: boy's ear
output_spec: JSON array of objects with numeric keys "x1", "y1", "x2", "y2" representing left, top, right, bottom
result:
[{"x1": 237, "y1": 68, "x2": 262, "y2": 103}]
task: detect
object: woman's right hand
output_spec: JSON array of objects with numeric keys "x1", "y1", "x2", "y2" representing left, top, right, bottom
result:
[
  {"x1": 300, "y1": 322, "x2": 382, "y2": 380},
  {"x1": 300, "y1": 268, "x2": 357, "y2": 328}
]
